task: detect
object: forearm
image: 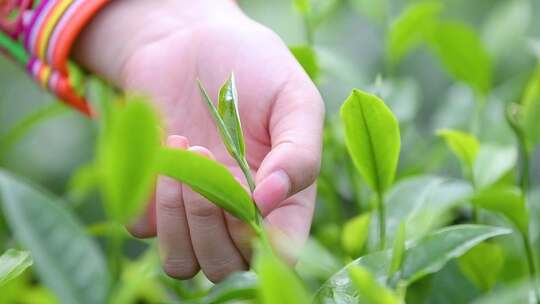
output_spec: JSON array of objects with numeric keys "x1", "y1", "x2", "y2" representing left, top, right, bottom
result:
[{"x1": 72, "y1": 0, "x2": 242, "y2": 86}]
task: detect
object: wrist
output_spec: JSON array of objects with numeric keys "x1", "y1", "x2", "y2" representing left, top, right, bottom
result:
[{"x1": 72, "y1": 0, "x2": 242, "y2": 85}]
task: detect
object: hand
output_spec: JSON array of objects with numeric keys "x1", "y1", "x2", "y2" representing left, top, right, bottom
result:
[{"x1": 74, "y1": 0, "x2": 324, "y2": 282}]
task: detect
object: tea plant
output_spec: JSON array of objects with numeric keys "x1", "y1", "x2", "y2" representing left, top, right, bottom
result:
[{"x1": 1, "y1": 0, "x2": 540, "y2": 304}]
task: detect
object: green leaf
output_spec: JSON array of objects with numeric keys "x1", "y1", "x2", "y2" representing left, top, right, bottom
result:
[
  {"x1": 457, "y1": 242, "x2": 504, "y2": 291},
  {"x1": 342, "y1": 213, "x2": 371, "y2": 257},
  {"x1": 472, "y1": 186, "x2": 529, "y2": 234},
  {"x1": 0, "y1": 249, "x2": 33, "y2": 286},
  {"x1": 341, "y1": 89, "x2": 401, "y2": 194},
  {"x1": 348, "y1": 266, "x2": 401, "y2": 304},
  {"x1": 255, "y1": 246, "x2": 310, "y2": 304},
  {"x1": 218, "y1": 74, "x2": 246, "y2": 157},
  {"x1": 67, "y1": 163, "x2": 99, "y2": 203},
  {"x1": 290, "y1": 45, "x2": 320, "y2": 80},
  {"x1": 437, "y1": 129, "x2": 480, "y2": 174},
  {"x1": 316, "y1": 225, "x2": 511, "y2": 303},
  {"x1": 372, "y1": 175, "x2": 471, "y2": 248},
  {"x1": 428, "y1": 21, "x2": 492, "y2": 95},
  {"x1": 401, "y1": 225, "x2": 510, "y2": 283},
  {"x1": 387, "y1": 1, "x2": 442, "y2": 64},
  {"x1": 156, "y1": 147, "x2": 256, "y2": 224},
  {"x1": 473, "y1": 145, "x2": 517, "y2": 190},
  {"x1": 99, "y1": 98, "x2": 160, "y2": 224},
  {"x1": 0, "y1": 171, "x2": 110, "y2": 304},
  {"x1": 388, "y1": 222, "x2": 406, "y2": 278},
  {"x1": 471, "y1": 279, "x2": 535, "y2": 304},
  {"x1": 204, "y1": 272, "x2": 257, "y2": 304},
  {"x1": 521, "y1": 68, "x2": 540, "y2": 152},
  {"x1": 293, "y1": 0, "x2": 311, "y2": 15},
  {"x1": 296, "y1": 238, "x2": 342, "y2": 281}
]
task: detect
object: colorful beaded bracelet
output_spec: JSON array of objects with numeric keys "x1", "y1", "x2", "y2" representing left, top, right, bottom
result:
[{"x1": 0, "y1": 0, "x2": 110, "y2": 116}]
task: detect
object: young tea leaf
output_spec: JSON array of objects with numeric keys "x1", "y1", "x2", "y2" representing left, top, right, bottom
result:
[
  {"x1": 348, "y1": 266, "x2": 401, "y2": 304},
  {"x1": 457, "y1": 242, "x2": 505, "y2": 291},
  {"x1": 198, "y1": 76, "x2": 255, "y2": 191},
  {"x1": 98, "y1": 97, "x2": 160, "y2": 224},
  {"x1": 387, "y1": 1, "x2": 442, "y2": 64},
  {"x1": 428, "y1": 22, "x2": 492, "y2": 96},
  {"x1": 218, "y1": 74, "x2": 246, "y2": 158},
  {"x1": 472, "y1": 186, "x2": 529, "y2": 234},
  {"x1": 437, "y1": 129, "x2": 480, "y2": 174},
  {"x1": 342, "y1": 213, "x2": 371, "y2": 258},
  {"x1": 255, "y1": 243, "x2": 310, "y2": 304},
  {"x1": 0, "y1": 249, "x2": 33, "y2": 286},
  {"x1": 156, "y1": 147, "x2": 256, "y2": 224},
  {"x1": 290, "y1": 45, "x2": 320, "y2": 80},
  {"x1": 198, "y1": 80, "x2": 239, "y2": 158},
  {"x1": 0, "y1": 171, "x2": 110, "y2": 304},
  {"x1": 341, "y1": 89, "x2": 401, "y2": 194}
]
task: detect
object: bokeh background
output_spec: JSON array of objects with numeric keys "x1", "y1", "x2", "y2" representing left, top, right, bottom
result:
[{"x1": 2, "y1": 0, "x2": 540, "y2": 303}]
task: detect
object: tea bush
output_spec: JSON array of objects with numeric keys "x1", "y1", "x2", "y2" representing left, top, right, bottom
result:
[{"x1": 1, "y1": 0, "x2": 540, "y2": 303}]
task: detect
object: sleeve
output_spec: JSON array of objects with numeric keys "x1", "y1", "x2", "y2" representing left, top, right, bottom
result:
[{"x1": 0, "y1": 0, "x2": 111, "y2": 117}]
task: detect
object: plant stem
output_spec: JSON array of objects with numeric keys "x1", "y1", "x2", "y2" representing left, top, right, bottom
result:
[
  {"x1": 304, "y1": 15, "x2": 314, "y2": 46},
  {"x1": 251, "y1": 212, "x2": 273, "y2": 253},
  {"x1": 522, "y1": 232, "x2": 539, "y2": 304},
  {"x1": 107, "y1": 230, "x2": 123, "y2": 287},
  {"x1": 238, "y1": 156, "x2": 256, "y2": 193},
  {"x1": 517, "y1": 138, "x2": 539, "y2": 303},
  {"x1": 468, "y1": 169, "x2": 480, "y2": 223},
  {"x1": 520, "y1": 145, "x2": 531, "y2": 196},
  {"x1": 377, "y1": 191, "x2": 386, "y2": 250}
]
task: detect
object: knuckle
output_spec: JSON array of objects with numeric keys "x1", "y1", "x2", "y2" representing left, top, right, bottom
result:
[
  {"x1": 291, "y1": 143, "x2": 322, "y2": 186},
  {"x1": 186, "y1": 197, "x2": 219, "y2": 220},
  {"x1": 163, "y1": 256, "x2": 199, "y2": 280},
  {"x1": 157, "y1": 196, "x2": 184, "y2": 218}
]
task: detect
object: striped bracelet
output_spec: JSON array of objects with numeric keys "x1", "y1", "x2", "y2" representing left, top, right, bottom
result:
[{"x1": 0, "y1": 0, "x2": 110, "y2": 116}]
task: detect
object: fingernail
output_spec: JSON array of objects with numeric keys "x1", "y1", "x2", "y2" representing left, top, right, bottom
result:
[
  {"x1": 167, "y1": 135, "x2": 189, "y2": 149},
  {"x1": 253, "y1": 170, "x2": 290, "y2": 214},
  {"x1": 188, "y1": 146, "x2": 215, "y2": 160}
]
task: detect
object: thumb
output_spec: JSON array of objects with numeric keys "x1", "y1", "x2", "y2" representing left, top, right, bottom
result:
[{"x1": 253, "y1": 79, "x2": 324, "y2": 215}]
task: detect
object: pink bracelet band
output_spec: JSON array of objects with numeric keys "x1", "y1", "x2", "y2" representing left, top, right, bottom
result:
[{"x1": 0, "y1": 0, "x2": 110, "y2": 116}]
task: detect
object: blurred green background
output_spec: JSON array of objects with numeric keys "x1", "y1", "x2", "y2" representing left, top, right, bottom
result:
[{"x1": 2, "y1": 0, "x2": 540, "y2": 303}]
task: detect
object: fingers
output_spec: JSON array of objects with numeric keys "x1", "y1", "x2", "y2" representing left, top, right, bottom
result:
[
  {"x1": 127, "y1": 197, "x2": 156, "y2": 238},
  {"x1": 264, "y1": 183, "x2": 317, "y2": 265},
  {"x1": 183, "y1": 146, "x2": 248, "y2": 282},
  {"x1": 254, "y1": 77, "x2": 324, "y2": 214},
  {"x1": 156, "y1": 135, "x2": 199, "y2": 279}
]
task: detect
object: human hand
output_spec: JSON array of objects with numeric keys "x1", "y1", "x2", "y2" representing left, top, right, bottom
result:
[{"x1": 74, "y1": 0, "x2": 324, "y2": 282}]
